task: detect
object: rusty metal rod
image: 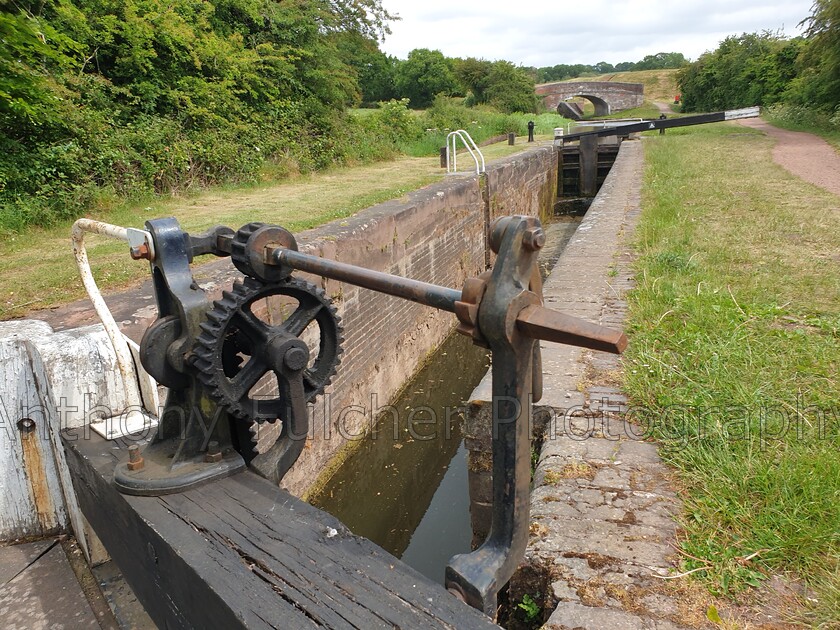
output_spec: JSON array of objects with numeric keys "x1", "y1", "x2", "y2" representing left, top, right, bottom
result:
[
  {"x1": 271, "y1": 248, "x2": 627, "y2": 354},
  {"x1": 517, "y1": 305, "x2": 628, "y2": 354},
  {"x1": 272, "y1": 248, "x2": 463, "y2": 313}
]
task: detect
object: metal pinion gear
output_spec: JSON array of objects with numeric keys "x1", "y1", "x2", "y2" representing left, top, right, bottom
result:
[{"x1": 192, "y1": 276, "x2": 343, "y2": 423}]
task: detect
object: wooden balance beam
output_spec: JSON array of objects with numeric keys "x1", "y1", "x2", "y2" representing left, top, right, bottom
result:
[{"x1": 62, "y1": 431, "x2": 498, "y2": 629}]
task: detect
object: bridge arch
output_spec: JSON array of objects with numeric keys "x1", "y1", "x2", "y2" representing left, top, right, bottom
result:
[{"x1": 535, "y1": 81, "x2": 644, "y2": 120}]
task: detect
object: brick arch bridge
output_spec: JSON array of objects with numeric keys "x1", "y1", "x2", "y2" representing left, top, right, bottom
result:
[{"x1": 535, "y1": 81, "x2": 644, "y2": 119}]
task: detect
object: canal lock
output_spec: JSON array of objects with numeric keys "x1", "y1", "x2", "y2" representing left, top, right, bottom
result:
[{"x1": 310, "y1": 216, "x2": 581, "y2": 585}]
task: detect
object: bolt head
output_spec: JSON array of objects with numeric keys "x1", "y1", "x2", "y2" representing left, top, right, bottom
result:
[
  {"x1": 523, "y1": 228, "x2": 546, "y2": 251},
  {"x1": 284, "y1": 346, "x2": 309, "y2": 371},
  {"x1": 130, "y1": 243, "x2": 151, "y2": 260}
]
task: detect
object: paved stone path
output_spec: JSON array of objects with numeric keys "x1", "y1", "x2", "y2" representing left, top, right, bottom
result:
[
  {"x1": 0, "y1": 538, "x2": 103, "y2": 629},
  {"x1": 508, "y1": 139, "x2": 694, "y2": 629}
]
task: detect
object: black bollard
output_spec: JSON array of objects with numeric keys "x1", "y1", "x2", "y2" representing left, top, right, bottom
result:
[
  {"x1": 508, "y1": 133, "x2": 515, "y2": 145},
  {"x1": 659, "y1": 114, "x2": 667, "y2": 135},
  {"x1": 440, "y1": 146, "x2": 447, "y2": 168},
  {"x1": 527, "y1": 120, "x2": 535, "y2": 142}
]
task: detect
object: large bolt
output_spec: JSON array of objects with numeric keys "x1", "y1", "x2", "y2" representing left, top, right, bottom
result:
[
  {"x1": 204, "y1": 440, "x2": 222, "y2": 463},
  {"x1": 522, "y1": 227, "x2": 546, "y2": 251},
  {"x1": 130, "y1": 243, "x2": 151, "y2": 260},
  {"x1": 127, "y1": 444, "x2": 145, "y2": 471},
  {"x1": 284, "y1": 346, "x2": 309, "y2": 371}
]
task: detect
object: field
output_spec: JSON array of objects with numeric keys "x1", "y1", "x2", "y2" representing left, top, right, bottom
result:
[{"x1": 628, "y1": 123, "x2": 839, "y2": 625}]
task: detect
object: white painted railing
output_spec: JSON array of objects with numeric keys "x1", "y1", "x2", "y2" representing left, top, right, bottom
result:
[
  {"x1": 446, "y1": 130, "x2": 485, "y2": 175},
  {"x1": 71, "y1": 219, "x2": 158, "y2": 438}
]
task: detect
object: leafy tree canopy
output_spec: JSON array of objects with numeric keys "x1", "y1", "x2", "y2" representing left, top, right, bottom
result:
[
  {"x1": 789, "y1": 0, "x2": 840, "y2": 110},
  {"x1": 393, "y1": 48, "x2": 457, "y2": 108}
]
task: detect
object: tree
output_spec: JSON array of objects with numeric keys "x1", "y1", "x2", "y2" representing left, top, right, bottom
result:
[
  {"x1": 0, "y1": 0, "x2": 402, "y2": 228},
  {"x1": 636, "y1": 52, "x2": 687, "y2": 70},
  {"x1": 0, "y1": 2, "x2": 80, "y2": 134},
  {"x1": 485, "y1": 61, "x2": 536, "y2": 113},
  {"x1": 393, "y1": 48, "x2": 457, "y2": 108},
  {"x1": 453, "y1": 57, "x2": 492, "y2": 103},
  {"x1": 789, "y1": 0, "x2": 840, "y2": 110},
  {"x1": 320, "y1": 0, "x2": 397, "y2": 40},
  {"x1": 677, "y1": 33, "x2": 801, "y2": 112},
  {"x1": 333, "y1": 31, "x2": 396, "y2": 105}
]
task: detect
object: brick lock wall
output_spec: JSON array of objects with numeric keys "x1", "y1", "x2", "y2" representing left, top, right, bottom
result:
[{"x1": 278, "y1": 147, "x2": 559, "y2": 496}]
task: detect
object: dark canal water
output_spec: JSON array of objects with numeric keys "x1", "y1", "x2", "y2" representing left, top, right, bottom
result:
[
  {"x1": 310, "y1": 218, "x2": 580, "y2": 584},
  {"x1": 310, "y1": 331, "x2": 490, "y2": 583}
]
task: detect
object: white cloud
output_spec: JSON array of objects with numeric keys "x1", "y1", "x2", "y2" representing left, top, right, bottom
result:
[{"x1": 380, "y1": 0, "x2": 813, "y2": 65}]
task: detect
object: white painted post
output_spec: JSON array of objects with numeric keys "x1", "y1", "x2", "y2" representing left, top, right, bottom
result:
[
  {"x1": 0, "y1": 338, "x2": 71, "y2": 541},
  {"x1": 0, "y1": 321, "x2": 160, "y2": 564}
]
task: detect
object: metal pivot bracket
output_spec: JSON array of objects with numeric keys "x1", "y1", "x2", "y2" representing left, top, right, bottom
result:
[
  {"x1": 446, "y1": 216, "x2": 543, "y2": 615},
  {"x1": 103, "y1": 213, "x2": 626, "y2": 616},
  {"x1": 114, "y1": 218, "x2": 246, "y2": 494}
]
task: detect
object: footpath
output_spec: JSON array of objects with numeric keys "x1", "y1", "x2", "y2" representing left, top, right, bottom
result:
[{"x1": 521, "y1": 139, "x2": 690, "y2": 629}]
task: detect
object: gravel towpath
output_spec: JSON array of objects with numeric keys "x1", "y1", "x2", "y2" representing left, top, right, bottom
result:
[{"x1": 737, "y1": 117, "x2": 840, "y2": 196}]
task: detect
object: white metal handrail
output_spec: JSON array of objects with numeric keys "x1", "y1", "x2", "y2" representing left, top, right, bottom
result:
[
  {"x1": 71, "y1": 219, "x2": 153, "y2": 415},
  {"x1": 446, "y1": 130, "x2": 485, "y2": 175}
]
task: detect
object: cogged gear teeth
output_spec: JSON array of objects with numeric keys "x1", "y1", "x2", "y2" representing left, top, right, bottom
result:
[
  {"x1": 229, "y1": 222, "x2": 264, "y2": 278},
  {"x1": 191, "y1": 276, "x2": 344, "y2": 437}
]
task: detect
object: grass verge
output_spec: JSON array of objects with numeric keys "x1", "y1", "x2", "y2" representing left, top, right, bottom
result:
[
  {"x1": 626, "y1": 123, "x2": 839, "y2": 625},
  {"x1": 0, "y1": 139, "x2": 546, "y2": 319}
]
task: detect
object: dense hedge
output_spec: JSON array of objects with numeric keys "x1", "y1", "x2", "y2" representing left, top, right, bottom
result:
[
  {"x1": 0, "y1": 0, "x2": 395, "y2": 232},
  {"x1": 678, "y1": 2, "x2": 840, "y2": 115}
]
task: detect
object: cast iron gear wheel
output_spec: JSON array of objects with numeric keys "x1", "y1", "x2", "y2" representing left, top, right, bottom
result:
[
  {"x1": 192, "y1": 276, "x2": 343, "y2": 423},
  {"x1": 230, "y1": 221, "x2": 297, "y2": 283}
]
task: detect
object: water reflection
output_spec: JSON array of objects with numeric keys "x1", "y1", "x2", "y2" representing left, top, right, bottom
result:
[{"x1": 311, "y1": 332, "x2": 489, "y2": 576}]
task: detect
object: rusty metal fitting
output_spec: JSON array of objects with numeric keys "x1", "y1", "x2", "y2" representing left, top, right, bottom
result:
[
  {"x1": 454, "y1": 271, "x2": 491, "y2": 348},
  {"x1": 204, "y1": 440, "x2": 223, "y2": 463},
  {"x1": 17, "y1": 418, "x2": 36, "y2": 434},
  {"x1": 488, "y1": 218, "x2": 506, "y2": 254},
  {"x1": 127, "y1": 444, "x2": 145, "y2": 471},
  {"x1": 130, "y1": 243, "x2": 151, "y2": 260},
  {"x1": 522, "y1": 227, "x2": 546, "y2": 251},
  {"x1": 447, "y1": 585, "x2": 467, "y2": 603}
]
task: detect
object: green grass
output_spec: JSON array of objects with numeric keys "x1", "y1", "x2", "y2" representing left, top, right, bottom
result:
[
  {"x1": 626, "y1": 123, "x2": 839, "y2": 624},
  {"x1": 0, "y1": 137, "x2": 546, "y2": 318}
]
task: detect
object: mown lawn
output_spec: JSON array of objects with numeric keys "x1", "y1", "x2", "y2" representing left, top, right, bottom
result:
[
  {"x1": 626, "y1": 123, "x2": 839, "y2": 624},
  {"x1": 0, "y1": 137, "x2": 546, "y2": 319}
]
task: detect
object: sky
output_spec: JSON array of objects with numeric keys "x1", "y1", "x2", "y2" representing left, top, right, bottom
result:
[{"x1": 378, "y1": 0, "x2": 815, "y2": 67}]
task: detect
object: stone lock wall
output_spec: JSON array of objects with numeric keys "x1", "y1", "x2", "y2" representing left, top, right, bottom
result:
[{"x1": 281, "y1": 147, "x2": 558, "y2": 495}]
